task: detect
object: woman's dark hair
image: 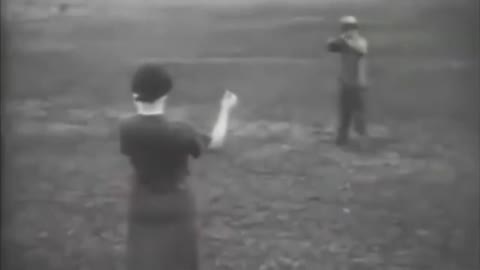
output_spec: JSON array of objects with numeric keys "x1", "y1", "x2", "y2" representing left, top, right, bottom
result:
[{"x1": 131, "y1": 63, "x2": 173, "y2": 103}]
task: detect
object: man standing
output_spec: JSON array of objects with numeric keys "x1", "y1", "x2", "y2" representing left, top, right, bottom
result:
[{"x1": 327, "y1": 16, "x2": 369, "y2": 146}]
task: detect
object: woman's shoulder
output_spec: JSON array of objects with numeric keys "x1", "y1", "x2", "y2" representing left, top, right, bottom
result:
[
  {"x1": 119, "y1": 114, "x2": 141, "y2": 130},
  {"x1": 119, "y1": 114, "x2": 158, "y2": 135},
  {"x1": 119, "y1": 116, "x2": 203, "y2": 142}
]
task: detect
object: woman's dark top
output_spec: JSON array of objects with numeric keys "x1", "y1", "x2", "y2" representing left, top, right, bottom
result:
[{"x1": 120, "y1": 114, "x2": 210, "y2": 192}]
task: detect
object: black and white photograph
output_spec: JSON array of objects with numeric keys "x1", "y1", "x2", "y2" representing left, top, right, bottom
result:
[{"x1": 1, "y1": 0, "x2": 478, "y2": 269}]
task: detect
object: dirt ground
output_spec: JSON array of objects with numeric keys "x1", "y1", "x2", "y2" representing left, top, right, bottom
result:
[{"x1": 2, "y1": 0, "x2": 479, "y2": 269}]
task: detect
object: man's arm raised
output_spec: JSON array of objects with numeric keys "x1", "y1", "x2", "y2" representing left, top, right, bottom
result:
[{"x1": 345, "y1": 36, "x2": 368, "y2": 55}]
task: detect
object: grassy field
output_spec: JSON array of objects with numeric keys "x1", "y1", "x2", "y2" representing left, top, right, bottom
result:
[{"x1": 2, "y1": 0, "x2": 479, "y2": 269}]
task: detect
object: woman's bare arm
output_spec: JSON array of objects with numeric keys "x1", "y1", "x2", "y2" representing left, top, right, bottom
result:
[{"x1": 208, "y1": 90, "x2": 238, "y2": 149}]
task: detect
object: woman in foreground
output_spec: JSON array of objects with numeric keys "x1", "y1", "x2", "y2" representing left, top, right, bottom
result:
[{"x1": 119, "y1": 63, "x2": 238, "y2": 270}]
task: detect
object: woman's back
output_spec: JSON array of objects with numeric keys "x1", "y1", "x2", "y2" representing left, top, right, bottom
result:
[
  {"x1": 120, "y1": 115, "x2": 203, "y2": 191},
  {"x1": 122, "y1": 63, "x2": 237, "y2": 270},
  {"x1": 122, "y1": 115, "x2": 202, "y2": 270}
]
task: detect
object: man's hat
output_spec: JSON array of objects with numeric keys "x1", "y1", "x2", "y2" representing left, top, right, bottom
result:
[{"x1": 339, "y1": 16, "x2": 358, "y2": 25}]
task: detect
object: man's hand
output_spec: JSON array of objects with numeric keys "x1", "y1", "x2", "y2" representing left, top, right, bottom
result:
[
  {"x1": 327, "y1": 37, "x2": 338, "y2": 44},
  {"x1": 327, "y1": 37, "x2": 343, "y2": 52}
]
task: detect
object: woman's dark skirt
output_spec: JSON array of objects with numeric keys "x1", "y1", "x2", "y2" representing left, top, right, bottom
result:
[{"x1": 126, "y1": 180, "x2": 198, "y2": 270}]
